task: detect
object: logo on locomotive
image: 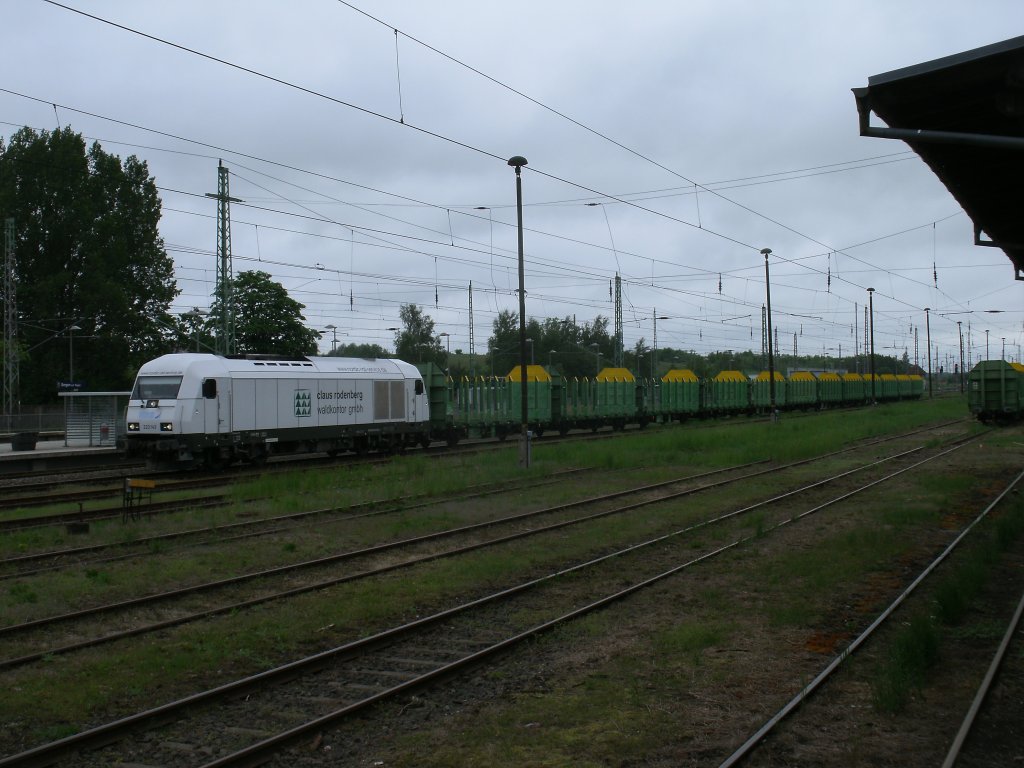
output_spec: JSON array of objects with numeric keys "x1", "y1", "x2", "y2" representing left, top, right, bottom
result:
[{"x1": 294, "y1": 389, "x2": 312, "y2": 417}]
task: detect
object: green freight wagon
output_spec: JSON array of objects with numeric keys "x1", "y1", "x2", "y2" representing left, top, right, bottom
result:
[
  {"x1": 657, "y1": 369, "x2": 701, "y2": 421},
  {"x1": 861, "y1": 373, "x2": 883, "y2": 403},
  {"x1": 968, "y1": 360, "x2": 1024, "y2": 423},
  {"x1": 895, "y1": 374, "x2": 923, "y2": 399},
  {"x1": 787, "y1": 371, "x2": 817, "y2": 409},
  {"x1": 842, "y1": 373, "x2": 867, "y2": 404},
  {"x1": 449, "y1": 375, "x2": 516, "y2": 441},
  {"x1": 416, "y1": 361, "x2": 455, "y2": 444},
  {"x1": 707, "y1": 370, "x2": 749, "y2": 414},
  {"x1": 561, "y1": 377, "x2": 597, "y2": 432},
  {"x1": 507, "y1": 365, "x2": 554, "y2": 433},
  {"x1": 879, "y1": 374, "x2": 899, "y2": 401},
  {"x1": 751, "y1": 371, "x2": 787, "y2": 412},
  {"x1": 815, "y1": 371, "x2": 843, "y2": 406},
  {"x1": 593, "y1": 368, "x2": 639, "y2": 430}
]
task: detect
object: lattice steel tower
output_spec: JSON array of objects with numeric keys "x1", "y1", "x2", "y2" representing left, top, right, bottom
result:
[
  {"x1": 468, "y1": 282, "x2": 475, "y2": 357},
  {"x1": 761, "y1": 304, "x2": 768, "y2": 366},
  {"x1": 614, "y1": 273, "x2": 623, "y2": 367},
  {"x1": 206, "y1": 161, "x2": 242, "y2": 355}
]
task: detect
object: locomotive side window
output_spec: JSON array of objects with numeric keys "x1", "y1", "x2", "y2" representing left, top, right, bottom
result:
[
  {"x1": 374, "y1": 381, "x2": 389, "y2": 419},
  {"x1": 415, "y1": 379, "x2": 424, "y2": 395},
  {"x1": 131, "y1": 376, "x2": 183, "y2": 400},
  {"x1": 202, "y1": 379, "x2": 217, "y2": 399},
  {"x1": 390, "y1": 381, "x2": 405, "y2": 419}
]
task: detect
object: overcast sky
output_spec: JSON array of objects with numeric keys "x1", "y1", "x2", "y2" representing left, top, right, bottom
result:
[{"x1": 3, "y1": 1, "x2": 1023, "y2": 367}]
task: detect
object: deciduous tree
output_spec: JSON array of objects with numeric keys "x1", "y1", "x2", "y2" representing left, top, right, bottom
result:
[
  {"x1": 207, "y1": 270, "x2": 319, "y2": 356},
  {"x1": 0, "y1": 126, "x2": 178, "y2": 400}
]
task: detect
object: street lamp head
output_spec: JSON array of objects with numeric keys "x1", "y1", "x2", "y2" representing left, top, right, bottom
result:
[
  {"x1": 867, "y1": 287, "x2": 875, "y2": 293},
  {"x1": 923, "y1": 308, "x2": 930, "y2": 313},
  {"x1": 507, "y1": 156, "x2": 528, "y2": 169},
  {"x1": 760, "y1": 248, "x2": 772, "y2": 257}
]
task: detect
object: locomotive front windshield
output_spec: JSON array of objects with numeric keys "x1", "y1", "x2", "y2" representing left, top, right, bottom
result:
[{"x1": 131, "y1": 375, "x2": 183, "y2": 401}]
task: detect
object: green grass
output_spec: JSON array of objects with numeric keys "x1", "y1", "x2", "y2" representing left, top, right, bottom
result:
[
  {"x1": 0, "y1": 397, "x2": 981, "y2": 751},
  {"x1": 870, "y1": 484, "x2": 1024, "y2": 712},
  {"x1": 871, "y1": 612, "x2": 940, "y2": 712}
]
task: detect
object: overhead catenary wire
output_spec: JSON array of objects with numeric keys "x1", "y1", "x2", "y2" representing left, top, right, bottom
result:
[{"x1": 18, "y1": 5, "x2": 1016, "y2": 354}]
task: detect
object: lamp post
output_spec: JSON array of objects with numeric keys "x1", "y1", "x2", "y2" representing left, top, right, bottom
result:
[
  {"x1": 68, "y1": 324, "x2": 81, "y2": 383},
  {"x1": 761, "y1": 248, "x2": 777, "y2": 420},
  {"x1": 508, "y1": 155, "x2": 530, "y2": 468},
  {"x1": 325, "y1": 324, "x2": 338, "y2": 354},
  {"x1": 439, "y1": 332, "x2": 450, "y2": 370},
  {"x1": 986, "y1": 329, "x2": 990, "y2": 359},
  {"x1": 1002, "y1": 337, "x2": 1006, "y2": 361},
  {"x1": 924, "y1": 308, "x2": 932, "y2": 398},
  {"x1": 548, "y1": 349, "x2": 558, "y2": 368},
  {"x1": 525, "y1": 338, "x2": 534, "y2": 366},
  {"x1": 867, "y1": 288, "x2": 876, "y2": 404}
]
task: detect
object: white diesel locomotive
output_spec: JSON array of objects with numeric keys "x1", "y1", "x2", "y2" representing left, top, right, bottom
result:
[{"x1": 123, "y1": 353, "x2": 431, "y2": 467}]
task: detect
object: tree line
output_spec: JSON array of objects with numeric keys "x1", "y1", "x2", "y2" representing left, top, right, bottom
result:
[{"x1": 0, "y1": 126, "x2": 916, "y2": 408}]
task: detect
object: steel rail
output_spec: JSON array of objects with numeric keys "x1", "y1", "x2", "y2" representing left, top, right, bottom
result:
[
  {"x1": 940, "y1": 583, "x2": 1024, "y2": 768},
  {"x1": 200, "y1": 434, "x2": 982, "y2": 765},
  {"x1": 0, "y1": 436, "x2": 972, "y2": 766},
  {"x1": 0, "y1": 429, "x2": 968, "y2": 666},
  {"x1": 0, "y1": 467, "x2": 590, "y2": 578},
  {"x1": 717, "y1": 465, "x2": 1024, "y2": 768},
  {"x1": 0, "y1": 417, "x2": 961, "y2": 572},
  {"x1": 0, "y1": 460, "x2": 770, "y2": 664}
]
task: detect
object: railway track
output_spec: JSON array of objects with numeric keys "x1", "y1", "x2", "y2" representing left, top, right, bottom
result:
[
  {"x1": 0, "y1": 468, "x2": 595, "y2": 579},
  {"x1": 0, "y1": 425, "x2": 984, "y2": 766},
  {"x1": 941, "y1": 584, "x2": 1024, "y2": 767},
  {"x1": 0, "y1": 427, "x2": 620, "y2": 521},
  {"x1": 0, "y1": 421, "x2": 969, "y2": 669},
  {"x1": 716, "y1": 467, "x2": 1024, "y2": 768}
]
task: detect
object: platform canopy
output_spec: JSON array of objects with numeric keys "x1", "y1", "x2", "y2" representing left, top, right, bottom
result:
[{"x1": 853, "y1": 35, "x2": 1024, "y2": 281}]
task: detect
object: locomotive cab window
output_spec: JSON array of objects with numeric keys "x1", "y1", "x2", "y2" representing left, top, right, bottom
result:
[
  {"x1": 131, "y1": 375, "x2": 183, "y2": 401},
  {"x1": 415, "y1": 379, "x2": 424, "y2": 395},
  {"x1": 202, "y1": 379, "x2": 217, "y2": 399}
]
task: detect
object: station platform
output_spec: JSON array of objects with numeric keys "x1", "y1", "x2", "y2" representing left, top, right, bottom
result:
[{"x1": 0, "y1": 438, "x2": 123, "y2": 475}]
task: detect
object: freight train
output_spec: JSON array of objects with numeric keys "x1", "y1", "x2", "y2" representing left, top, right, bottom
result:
[
  {"x1": 967, "y1": 359, "x2": 1024, "y2": 423},
  {"x1": 122, "y1": 353, "x2": 924, "y2": 468}
]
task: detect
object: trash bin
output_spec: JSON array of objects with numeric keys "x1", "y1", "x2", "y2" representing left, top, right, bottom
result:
[{"x1": 11, "y1": 432, "x2": 38, "y2": 451}]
